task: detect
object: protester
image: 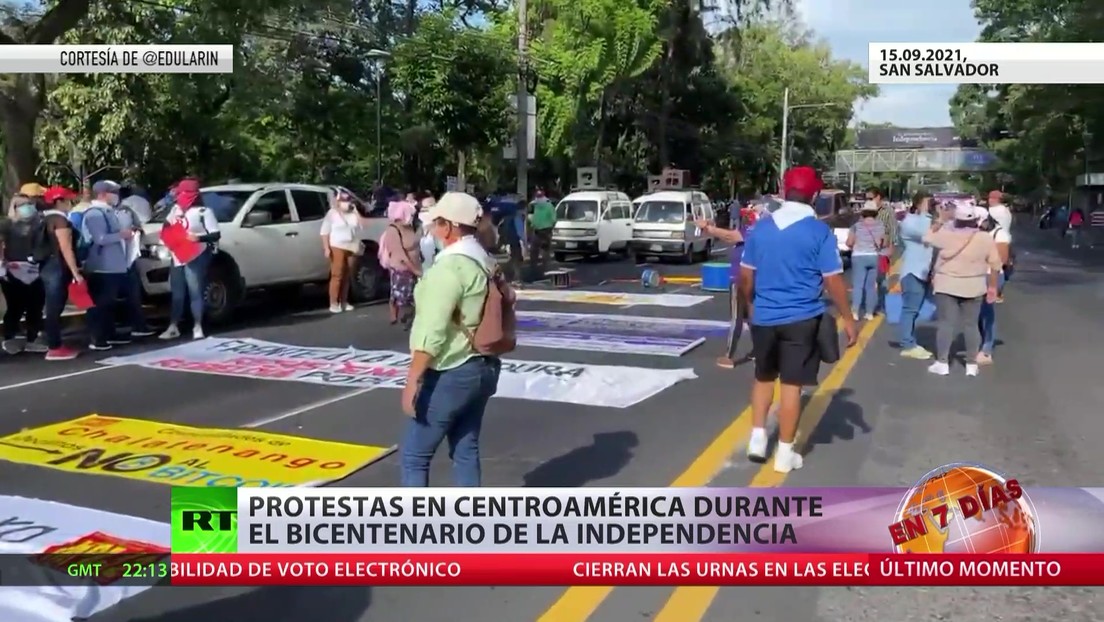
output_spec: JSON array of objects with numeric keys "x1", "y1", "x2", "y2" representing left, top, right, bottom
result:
[
  {"x1": 527, "y1": 192, "x2": 556, "y2": 278},
  {"x1": 976, "y1": 190, "x2": 1012, "y2": 364},
  {"x1": 896, "y1": 191, "x2": 936, "y2": 359},
  {"x1": 923, "y1": 203, "x2": 1002, "y2": 377},
  {"x1": 869, "y1": 187, "x2": 897, "y2": 313},
  {"x1": 740, "y1": 166, "x2": 857, "y2": 473},
  {"x1": 79, "y1": 180, "x2": 135, "y2": 350},
  {"x1": 846, "y1": 201, "x2": 885, "y2": 320},
  {"x1": 0, "y1": 195, "x2": 48, "y2": 354},
  {"x1": 39, "y1": 186, "x2": 83, "y2": 360},
  {"x1": 696, "y1": 212, "x2": 749, "y2": 368},
  {"x1": 113, "y1": 195, "x2": 155, "y2": 339},
  {"x1": 475, "y1": 207, "x2": 499, "y2": 253},
  {"x1": 158, "y1": 179, "x2": 221, "y2": 341},
  {"x1": 1069, "y1": 208, "x2": 1085, "y2": 248},
  {"x1": 418, "y1": 194, "x2": 439, "y2": 272},
  {"x1": 320, "y1": 191, "x2": 364, "y2": 313},
  {"x1": 401, "y1": 192, "x2": 503, "y2": 487},
  {"x1": 379, "y1": 199, "x2": 421, "y2": 327}
]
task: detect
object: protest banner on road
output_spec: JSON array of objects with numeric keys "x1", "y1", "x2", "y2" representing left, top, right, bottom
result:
[
  {"x1": 518, "y1": 330, "x2": 704, "y2": 357},
  {"x1": 0, "y1": 414, "x2": 394, "y2": 488},
  {"x1": 514, "y1": 290, "x2": 711, "y2": 307},
  {"x1": 518, "y1": 311, "x2": 730, "y2": 338},
  {"x1": 99, "y1": 337, "x2": 697, "y2": 408},
  {"x1": 0, "y1": 495, "x2": 169, "y2": 622}
]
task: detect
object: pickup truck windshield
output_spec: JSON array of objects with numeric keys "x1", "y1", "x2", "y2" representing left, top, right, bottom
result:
[{"x1": 150, "y1": 190, "x2": 251, "y2": 223}]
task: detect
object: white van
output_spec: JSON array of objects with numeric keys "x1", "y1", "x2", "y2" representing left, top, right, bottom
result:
[
  {"x1": 551, "y1": 190, "x2": 634, "y2": 260},
  {"x1": 630, "y1": 190, "x2": 715, "y2": 262}
]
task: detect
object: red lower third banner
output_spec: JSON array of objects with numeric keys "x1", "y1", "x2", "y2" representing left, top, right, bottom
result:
[{"x1": 170, "y1": 553, "x2": 1100, "y2": 586}]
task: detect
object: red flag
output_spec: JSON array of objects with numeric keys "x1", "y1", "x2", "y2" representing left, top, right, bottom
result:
[
  {"x1": 159, "y1": 221, "x2": 203, "y2": 264},
  {"x1": 68, "y1": 280, "x2": 94, "y2": 309}
]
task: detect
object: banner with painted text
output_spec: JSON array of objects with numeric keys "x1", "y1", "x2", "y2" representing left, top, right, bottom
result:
[
  {"x1": 0, "y1": 414, "x2": 394, "y2": 488},
  {"x1": 518, "y1": 330, "x2": 703, "y2": 357},
  {"x1": 518, "y1": 311, "x2": 730, "y2": 338},
  {"x1": 0, "y1": 495, "x2": 169, "y2": 621},
  {"x1": 514, "y1": 290, "x2": 711, "y2": 307},
  {"x1": 99, "y1": 338, "x2": 697, "y2": 408}
]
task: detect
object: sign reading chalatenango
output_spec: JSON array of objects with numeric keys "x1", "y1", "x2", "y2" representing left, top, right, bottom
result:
[{"x1": 99, "y1": 338, "x2": 696, "y2": 408}]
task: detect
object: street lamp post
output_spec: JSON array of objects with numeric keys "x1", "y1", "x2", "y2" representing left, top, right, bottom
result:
[
  {"x1": 1083, "y1": 129, "x2": 1093, "y2": 179},
  {"x1": 779, "y1": 87, "x2": 844, "y2": 187},
  {"x1": 366, "y1": 49, "x2": 391, "y2": 185}
]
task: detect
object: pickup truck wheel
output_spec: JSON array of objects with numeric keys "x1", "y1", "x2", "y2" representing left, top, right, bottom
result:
[
  {"x1": 350, "y1": 253, "x2": 387, "y2": 302},
  {"x1": 204, "y1": 262, "x2": 240, "y2": 325}
]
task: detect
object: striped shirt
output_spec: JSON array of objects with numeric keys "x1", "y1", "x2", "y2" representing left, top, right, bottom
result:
[
  {"x1": 1091, "y1": 210, "x2": 1104, "y2": 228},
  {"x1": 875, "y1": 205, "x2": 898, "y2": 252}
]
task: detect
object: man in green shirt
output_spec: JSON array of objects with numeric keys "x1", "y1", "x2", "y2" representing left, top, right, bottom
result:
[
  {"x1": 527, "y1": 191, "x2": 556, "y2": 278},
  {"x1": 402, "y1": 191, "x2": 502, "y2": 487}
]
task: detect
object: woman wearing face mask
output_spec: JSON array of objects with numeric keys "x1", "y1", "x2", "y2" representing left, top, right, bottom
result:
[
  {"x1": 0, "y1": 197, "x2": 48, "y2": 354},
  {"x1": 158, "y1": 179, "x2": 221, "y2": 341},
  {"x1": 320, "y1": 191, "x2": 364, "y2": 313},
  {"x1": 400, "y1": 192, "x2": 502, "y2": 487},
  {"x1": 38, "y1": 186, "x2": 84, "y2": 360},
  {"x1": 380, "y1": 199, "x2": 422, "y2": 326},
  {"x1": 846, "y1": 201, "x2": 886, "y2": 320}
]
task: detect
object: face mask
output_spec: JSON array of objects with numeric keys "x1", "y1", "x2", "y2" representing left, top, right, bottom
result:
[
  {"x1": 15, "y1": 204, "x2": 36, "y2": 219},
  {"x1": 338, "y1": 201, "x2": 353, "y2": 211}
]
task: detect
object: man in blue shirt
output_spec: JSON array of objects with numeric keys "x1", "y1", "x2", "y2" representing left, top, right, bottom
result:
[
  {"x1": 897, "y1": 191, "x2": 936, "y2": 359},
  {"x1": 740, "y1": 166, "x2": 857, "y2": 473}
]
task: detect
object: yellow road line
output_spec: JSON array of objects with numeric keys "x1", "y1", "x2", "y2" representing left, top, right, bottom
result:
[
  {"x1": 652, "y1": 309, "x2": 888, "y2": 620},
  {"x1": 538, "y1": 262, "x2": 900, "y2": 622}
]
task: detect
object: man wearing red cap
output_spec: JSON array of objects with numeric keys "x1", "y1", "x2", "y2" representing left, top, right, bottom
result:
[
  {"x1": 39, "y1": 186, "x2": 84, "y2": 360},
  {"x1": 739, "y1": 166, "x2": 857, "y2": 473}
]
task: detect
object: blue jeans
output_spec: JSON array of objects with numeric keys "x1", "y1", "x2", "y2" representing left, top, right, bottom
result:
[
  {"x1": 39, "y1": 258, "x2": 71, "y2": 349},
  {"x1": 169, "y1": 251, "x2": 211, "y2": 326},
  {"x1": 400, "y1": 356, "x2": 501, "y2": 487},
  {"x1": 850, "y1": 255, "x2": 878, "y2": 315},
  {"x1": 979, "y1": 272, "x2": 1006, "y2": 354},
  {"x1": 85, "y1": 272, "x2": 128, "y2": 346},
  {"x1": 898, "y1": 274, "x2": 926, "y2": 349}
]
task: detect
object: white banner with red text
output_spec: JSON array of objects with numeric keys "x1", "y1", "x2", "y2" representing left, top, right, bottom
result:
[{"x1": 168, "y1": 553, "x2": 1094, "y2": 586}]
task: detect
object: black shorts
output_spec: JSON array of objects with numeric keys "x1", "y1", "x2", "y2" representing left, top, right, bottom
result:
[{"x1": 750, "y1": 316, "x2": 822, "y2": 386}]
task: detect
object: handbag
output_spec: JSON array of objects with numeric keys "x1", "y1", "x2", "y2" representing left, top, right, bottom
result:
[{"x1": 878, "y1": 255, "x2": 891, "y2": 274}]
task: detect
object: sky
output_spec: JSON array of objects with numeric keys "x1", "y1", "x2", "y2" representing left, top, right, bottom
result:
[{"x1": 795, "y1": 0, "x2": 983, "y2": 129}]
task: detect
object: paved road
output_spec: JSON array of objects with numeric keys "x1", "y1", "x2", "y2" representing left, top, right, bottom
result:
[{"x1": 3, "y1": 230, "x2": 1101, "y2": 621}]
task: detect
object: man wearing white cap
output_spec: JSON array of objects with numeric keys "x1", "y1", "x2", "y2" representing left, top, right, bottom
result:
[{"x1": 401, "y1": 192, "x2": 502, "y2": 487}]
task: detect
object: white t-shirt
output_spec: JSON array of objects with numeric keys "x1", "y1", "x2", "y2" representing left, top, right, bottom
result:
[
  {"x1": 166, "y1": 205, "x2": 220, "y2": 265},
  {"x1": 978, "y1": 206, "x2": 1011, "y2": 244},
  {"x1": 320, "y1": 209, "x2": 362, "y2": 253}
]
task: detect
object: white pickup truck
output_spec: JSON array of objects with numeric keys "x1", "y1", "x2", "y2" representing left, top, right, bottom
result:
[{"x1": 137, "y1": 183, "x2": 390, "y2": 323}]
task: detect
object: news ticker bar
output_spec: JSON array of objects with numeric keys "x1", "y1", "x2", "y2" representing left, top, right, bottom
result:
[
  {"x1": 868, "y1": 42, "x2": 1104, "y2": 84},
  {"x1": 6, "y1": 553, "x2": 1104, "y2": 587},
  {"x1": 0, "y1": 45, "x2": 233, "y2": 74}
]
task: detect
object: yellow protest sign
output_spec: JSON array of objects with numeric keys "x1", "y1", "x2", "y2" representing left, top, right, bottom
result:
[
  {"x1": 578, "y1": 294, "x2": 628, "y2": 304},
  {"x1": 0, "y1": 414, "x2": 394, "y2": 487}
]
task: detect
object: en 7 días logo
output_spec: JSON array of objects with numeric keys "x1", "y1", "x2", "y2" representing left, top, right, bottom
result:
[{"x1": 171, "y1": 487, "x2": 238, "y2": 553}]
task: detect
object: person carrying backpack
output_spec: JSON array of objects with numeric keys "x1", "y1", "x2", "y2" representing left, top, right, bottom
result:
[
  {"x1": 400, "y1": 192, "x2": 510, "y2": 487},
  {"x1": 80, "y1": 180, "x2": 136, "y2": 350},
  {"x1": 0, "y1": 196, "x2": 49, "y2": 354},
  {"x1": 38, "y1": 186, "x2": 85, "y2": 360}
]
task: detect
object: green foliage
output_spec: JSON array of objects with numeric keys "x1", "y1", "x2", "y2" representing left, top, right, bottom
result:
[{"x1": 390, "y1": 12, "x2": 514, "y2": 157}]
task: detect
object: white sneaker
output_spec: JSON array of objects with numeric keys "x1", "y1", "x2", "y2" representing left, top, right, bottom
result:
[
  {"x1": 774, "y1": 442, "x2": 804, "y2": 474},
  {"x1": 864, "y1": 313, "x2": 875, "y2": 321},
  {"x1": 192, "y1": 326, "x2": 205, "y2": 340},
  {"x1": 159, "y1": 325, "x2": 181, "y2": 340},
  {"x1": 965, "y1": 364, "x2": 979, "y2": 377},
  {"x1": 342, "y1": 303, "x2": 354, "y2": 312},
  {"x1": 329, "y1": 304, "x2": 343, "y2": 314},
  {"x1": 928, "y1": 361, "x2": 950, "y2": 376},
  {"x1": 23, "y1": 338, "x2": 48, "y2": 353},
  {"x1": 1, "y1": 339, "x2": 23, "y2": 354},
  {"x1": 747, "y1": 427, "x2": 768, "y2": 462}
]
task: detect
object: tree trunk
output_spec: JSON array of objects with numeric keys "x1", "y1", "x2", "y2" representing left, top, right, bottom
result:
[
  {"x1": 457, "y1": 149, "x2": 466, "y2": 190},
  {"x1": 0, "y1": 95, "x2": 40, "y2": 197},
  {"x1": 656, "y1": 43, "x2": 676, "y2": 171}
]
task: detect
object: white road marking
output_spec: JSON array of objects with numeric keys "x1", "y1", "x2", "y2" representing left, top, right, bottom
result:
[
  {"x1": 0, "y1": 366, "x2": 113, "y2": 393},
  {"x1": 243, "y1": 387, "x2": 375, "y2": 428}
]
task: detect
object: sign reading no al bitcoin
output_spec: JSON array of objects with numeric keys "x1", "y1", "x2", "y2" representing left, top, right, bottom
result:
[{"x1": 0, "y1": 414, "x2": 394, "y2": 487}]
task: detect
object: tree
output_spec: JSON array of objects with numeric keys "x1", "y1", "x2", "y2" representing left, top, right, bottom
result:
[{"x1": 390, "y1": 12, "x2": 514, "y2": 188}]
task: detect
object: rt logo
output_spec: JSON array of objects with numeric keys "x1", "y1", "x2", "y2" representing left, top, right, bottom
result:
[{"x1": 181, "y1": 510, "x2": 236, "y2": 531}]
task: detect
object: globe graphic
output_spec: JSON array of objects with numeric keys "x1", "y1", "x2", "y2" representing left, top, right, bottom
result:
[{"x1": 894, "y1": 463, "x2": 1038, "y2": 554}]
